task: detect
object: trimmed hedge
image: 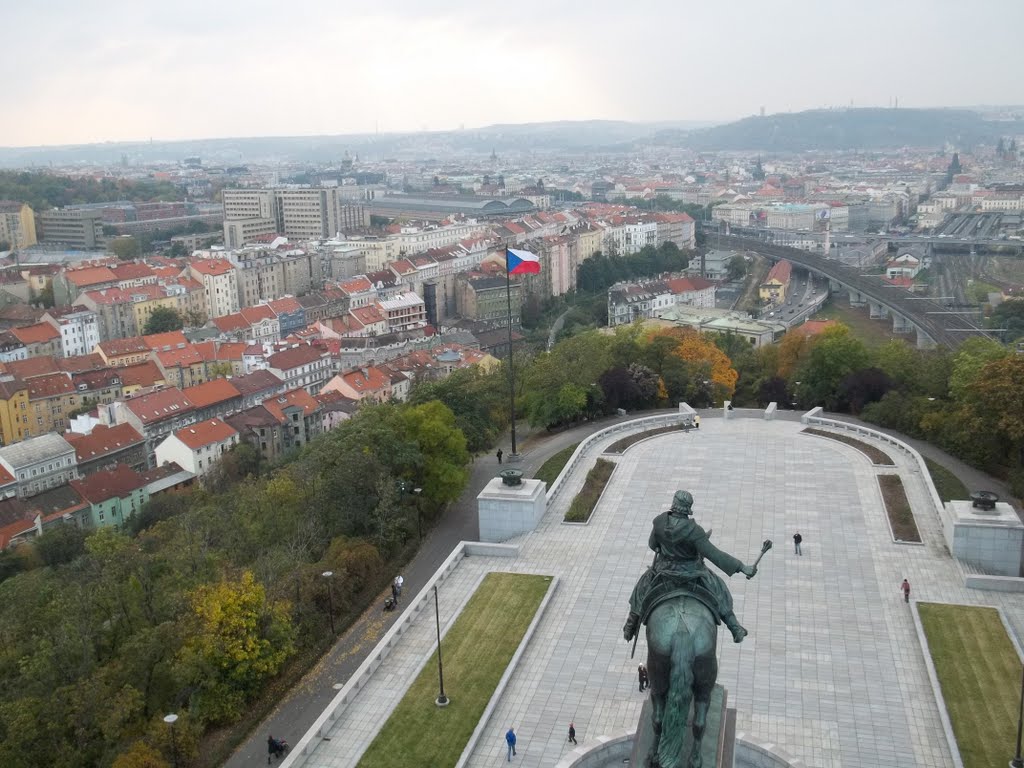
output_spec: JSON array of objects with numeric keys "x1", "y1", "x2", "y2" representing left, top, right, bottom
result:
[{"x1": 565, "y1": 459, "x2": 616, "y2": 523}]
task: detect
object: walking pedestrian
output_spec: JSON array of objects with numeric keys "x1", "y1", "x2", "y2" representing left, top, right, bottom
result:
[
  {"x1": 505, "y1": 727, "x2": 517, "y2": 761},
  {"x1": 901, "y1": 579, "x2": 911, "y2": 604},
  {"x1": 568, "y1": 722, "x2": 577, "y2": 745},
  {"x1": 497, "y1": 448, "x2": 504, "y2": 465},
  {"x1": 793, "y1": 532, "x2": 803, "y2": 556},
  {"x1": 638, "y1": 664, "x2": 649, "y2": 692},
  {"x1": 391, "y1": 581, "x2": 399, "y2": 605}
]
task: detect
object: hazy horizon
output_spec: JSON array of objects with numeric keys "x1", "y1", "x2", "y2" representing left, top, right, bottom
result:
[{"x1": 4, "y1": 0, "x2": 1024, "y2": 148}]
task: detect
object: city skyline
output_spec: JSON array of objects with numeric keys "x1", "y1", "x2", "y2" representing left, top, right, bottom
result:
[{"x1": 4, "y1": 0, "x2": 1024, "y2": 148}]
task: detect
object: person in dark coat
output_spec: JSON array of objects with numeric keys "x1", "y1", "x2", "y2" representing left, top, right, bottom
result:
[
  {"x1": 638, "y1": 664, "x2": 649, "y2": 692},
  {"x1": 793, "y1": 532, "x2": 803, "y2": 555},
  {"x1": 497, "y1": 448, "x2": 504, "y2": 464},
  {"x1": 568, "y1": 722, "x2": 577, "y2": 745}
]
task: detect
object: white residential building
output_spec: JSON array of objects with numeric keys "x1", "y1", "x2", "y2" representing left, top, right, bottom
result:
[
  {"x1": 155, "y1": 418, "x2": 240, "y2": 478},
  {"x1": 44, "y1": 308, "x2": 101, "y2": 358},
  {"x1": 188, "y1": 259, "x2": 240, "y2": 319},
  {"x1": 378, "y1": 293, "x2": 427, "y2": 332}
]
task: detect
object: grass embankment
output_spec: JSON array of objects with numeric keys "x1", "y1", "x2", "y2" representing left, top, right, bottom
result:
[
  {"x1": 606, "y1": 425, "x2": 686, "y2": 454},
  {"x1": 534, "y1": 442, "x2": 580, "y2": 486},
  {"x1": 803, "y1": 428, "x2": 894, "y2": 465},
  {"x1": 811, "y1": 299, "x2": 898, "y2": 347},
  {"x1": 924, "y1": 457, "x2": 970, "y2": 503},
  {"x1": 565, "y1": 459, "x2": 616, "y2": 523},
  {"x1": 357, "y1": 572, "x2": 552, "y2": 768},
  {"x1": 918, "y1": 604, "x2": 1022, "y2": 768},
  {"x1": 878, "y1": 474, "x2": 921, "y2": 542}
]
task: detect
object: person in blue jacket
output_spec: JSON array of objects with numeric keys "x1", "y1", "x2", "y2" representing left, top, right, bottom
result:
[{"x1": 505, "y1": 727, "x2": 517, "y2": 761}]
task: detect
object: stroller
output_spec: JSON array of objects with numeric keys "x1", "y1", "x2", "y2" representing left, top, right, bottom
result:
[
  {"x1": 267, "y1": 736, "x2": 289, "y2": 763},
  {"x1": 383, "y1": 596, "x2": 397, "y2": 612}
]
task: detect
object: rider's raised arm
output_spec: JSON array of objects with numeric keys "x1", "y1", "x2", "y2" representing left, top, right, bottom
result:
[{"x1": 694, "y1": 533, "x2": 744, "y2": 576}]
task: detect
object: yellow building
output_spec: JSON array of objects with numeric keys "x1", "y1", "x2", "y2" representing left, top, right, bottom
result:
[
  {"x1": 759, "y1": 259, "x2": 792, "y2": 305},
  {"x1": 132, "y1": 293, "x2": 180, "y2": 334},
  {"x1": 0, "y1": 379, "x2": 29, "y2": 446},
  {"x1": 0, "y1": 202, "x2": 37, "y2": 250},
  {"x1": 27, "y1": 373, "x2": 79, "y2": 436}
]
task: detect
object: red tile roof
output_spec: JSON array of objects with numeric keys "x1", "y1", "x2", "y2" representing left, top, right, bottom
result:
[
  {"x1": 182, "y1": 378, "x2": 241, "y2": 408},
  {"x1": 230, "y1": 370, "x2": 284, "y2": 397},
  {"x1": 0, "y1": 356, "x2": 61, "y2": 380},
  {"x1": 142, "y1": 331, "x2": 189, "y2": 350},
  {"x1": 119, "y1": 361, "x2": 165, "y2": 388},
  {"x1": 71, "y1": 465, "x2": 149, "y2": 502},
  {"x1": 268, "y1": 344, "x2": 324, "y2": 370},
  {"x1": 263, "y1": 388, "x2": 320, "y2": 421},
  {"x1": 341, "y1": 366, "x2": 390, "y2": 393},
  {"x1": 57, "y1": 353, "x2": 108, "y2": 374},
  {"x1": 212, "y1": 313, "x2": 250, "y2": 333},
  {"x1": 351, "y1": 305, "x2": 385, "y2": 325},
  {"x1": 155, "y1": 345, "x2": 203, "y2": 368},
  {"x1": 172, "y1": 417, "x2": 237, "y2": 449},
  {"x1": 339, "y1": 276, "x2": 373, "y2": 294},
  {"x1": 765, "y1": 260, "x2": 792, "y2": 284},
  {"x1": 65, "y1": 266, "x2": 118, "y2": 288},
  {"x1": 125, "y1": 389, "x2": 195, "y2": 424},
  {"x1": 98, "y1": 337, "x2": 150, "y2": 357},
  {"x1": 10, "y1": 322, "x2": 59, "y2": 345},
  {"x1": 110, "y1": 263, "x2": 155, "y2": 282},
  {"x1": 190, "y1": 259, "x2": 234, "y2": 277},
  {"x1": 66, "y1": 423, "x2": 144, "y2": 461},
  {"x1": 267, "y1": 296, "x2": 302, "y2": 314},
  {"x1": 27, "y1": 372, "x2": 74, "y2": 399}
]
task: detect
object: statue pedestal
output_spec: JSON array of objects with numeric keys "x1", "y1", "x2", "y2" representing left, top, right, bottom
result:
[
  {"x1": 476, "y1": 476, "x2": 546, "y2": 543},
  {"x1": 630, "y1": 684, "x2": 733, "y2": 768}
]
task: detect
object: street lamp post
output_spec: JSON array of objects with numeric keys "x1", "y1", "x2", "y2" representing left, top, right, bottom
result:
[
  {"x1": 1011, "y1": 662, "x2": 1024, "y2": 767},
  {"x1": 413, "y1": 487, "x2": 423, "y2": 541},
  {"x1": 433, "y1": 585, "x2": 449, "y2": 707},
  {"x1": 322, "y1": 571, "x2": 335, "y2": 635},
  {"x1": 163, "y1": 713, "x2": 179, "y2": 768}
]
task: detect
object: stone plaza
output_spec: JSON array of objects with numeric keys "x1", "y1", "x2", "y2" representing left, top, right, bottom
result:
[{"x1": 283, "y1": 416, "x2": 1024, "y2": 768}]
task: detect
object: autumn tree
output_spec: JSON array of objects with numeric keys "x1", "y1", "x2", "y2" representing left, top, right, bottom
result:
[
  {"x1": 180, "y1": 571, "x2": 296, "y2": 723},
  {"x1": 793, "y1": 325, "x2": 870, "y2": 410},
  {"x1": 143, "y1": 307, "x2": 184, "y2": 335}
]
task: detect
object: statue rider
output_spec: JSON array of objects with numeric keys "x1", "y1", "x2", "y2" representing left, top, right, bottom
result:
[{"x1": 623, "y1": 490, "x2": 756, "y2": 645}]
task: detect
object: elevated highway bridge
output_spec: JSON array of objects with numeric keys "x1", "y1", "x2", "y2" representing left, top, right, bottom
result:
[{"x1": 717, "y1": 235, "x2": 995, "y2": 350}]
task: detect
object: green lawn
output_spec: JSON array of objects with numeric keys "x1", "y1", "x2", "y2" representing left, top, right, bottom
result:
[
  {"x1": 534, "y1": 442, "x2": 580, "y2": 486},
  {"x1": 918, "y1": 603, "x2": 1022, "y2": 768},
  {"x1": 924, "y1": 457, "x2": 970, "y2": 503},
  {"x1": 356, "y1": 572, "x2": 552, "y2": 768}
]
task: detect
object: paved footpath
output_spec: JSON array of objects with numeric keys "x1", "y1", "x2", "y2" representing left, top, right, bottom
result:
[
  {"x1": 223, "y1": 412, "x2": 644, "y2": 768},
  {"x1": 224, "y1": 409, "x2": 1017, "y2": 767}
]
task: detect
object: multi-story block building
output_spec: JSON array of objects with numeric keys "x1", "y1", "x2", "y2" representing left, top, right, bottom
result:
[
  {"x1": 0, "y1": 332, "x2": 26, "y2": 364},
  {"x1": 42, "y1": 307, "x2": 101, "y2": 358},
  {"x1": 0, "y1": 433, "x2": 79, "y2": 498},
  {"x1": 27, "y1": 372, "x2": 78, "y2": 435},
  {"x1": 222, "y1": 187, "x2": 340, "y2": 246},
  {"x1": 0, "y1": 378, "x2": 29, "y2": 445},
  {"x1": 189, "y1": 259, "x2": 239, "y2": 319},
  {"x1": 266, "y1": 344, "x2": 331, "y2": 394},
  {"x1": 102, "y1": 388, "x2": 197, "y2": 465},
  {"x1": 182, "y1": 378, "x2": 243, "y2": 422},
  {"x1": 10, "y1": 323, "x2": 61, "y2": 359},
  {"x1": 155, "y1": 417, "x2": 239, "y2": 478},
  {"x1": 607, "y1": 275, "x2": 716, "y2": 327},
  {"x1": 0, "y1": 202, "x2": 37, "y2": 250},
  {"x1": 230, "y1": 369, "x2": 286, "y2": 409},
  {"x1": 759, "y1": 259, "x2": 792, "y2": 304},
  {"x1": 70, "y1": 465, "x2": 150, "y2": 529},
  {"x1": 378, "y1": 293, "x2": 427, "y2": 332},
  {"x1": 66, "y1": 423, "x2": 147, "y2": 475},
  {"x1": 38, "y1": 207, "x2": 105, "y2": 249},
  {"x1": 260, "y1": 388, "x2": 323, "y2": 450},
  {"x1": 71, "y1": 368, "x2": 124, "y2": 407},
  {"x1": 96, "y1": 337, "x2": 151, "y2": 368},
  {"x1": 455, "y1": 273, "x2": 521, "y2": 326}
]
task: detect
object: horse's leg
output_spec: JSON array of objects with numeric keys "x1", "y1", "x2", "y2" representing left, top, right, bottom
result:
[
  {"x1": 647, "y1": 685, "x2": 665, "y2": 768},
  {"x1": 657, "y1": 630, "x2": 695, "y2": 768},
  {"x1": 687, "y1": 648, "x2": 717, "y2": 768}
]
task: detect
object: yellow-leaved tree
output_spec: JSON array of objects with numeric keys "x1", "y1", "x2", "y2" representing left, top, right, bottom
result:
[{"x1": 179, "y1": 571, "x2": 296, "y2": 723}]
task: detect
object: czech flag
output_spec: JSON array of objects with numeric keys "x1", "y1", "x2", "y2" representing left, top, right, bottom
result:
[{"x1": 506, "y1": 247, "x2": 541, "y2": 275}]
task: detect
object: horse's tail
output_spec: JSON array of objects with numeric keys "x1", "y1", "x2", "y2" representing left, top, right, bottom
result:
[{"x1": 658, "y1": 626, "x2": 696, "y2": 768}]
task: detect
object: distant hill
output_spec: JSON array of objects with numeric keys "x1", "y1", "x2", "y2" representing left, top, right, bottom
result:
[
  {"x1": 651, "y1": 108, "x2": 1024, "y2": 152},
  {"x1": 0, "y1": 120, "x2": 716, "y2": 168}
]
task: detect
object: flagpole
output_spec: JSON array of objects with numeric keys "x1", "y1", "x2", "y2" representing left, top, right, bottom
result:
[{"x1": 505, "y1": 249, "x2": 518, "y2": 457}]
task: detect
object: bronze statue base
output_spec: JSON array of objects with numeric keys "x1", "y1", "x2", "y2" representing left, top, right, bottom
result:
[{"x1": 630, "y1": 684, "x2": 730, "y2": 768}]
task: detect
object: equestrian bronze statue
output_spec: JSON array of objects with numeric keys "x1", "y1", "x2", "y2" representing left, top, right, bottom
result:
[{"x1": 623, "y1": 490, "x2": 771, "y2": 768}]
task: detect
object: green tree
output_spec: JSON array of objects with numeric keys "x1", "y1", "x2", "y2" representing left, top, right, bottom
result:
[
  {"x1": 948, "y1": 337, "x2": 1007, "y2": 400},
  {"x1": 143, "y1": 307, "x2": 184, "y2": 335},
  {"x1": 991, "y1": 299, "x2": 1024, "y2": 342},
  {"x1": 794, "y1": 325, "x2": 871, "y2": 410},
  {"x1": 179, "y1": 571, "x2": 296, "y2": 723},
  {"x1": 110, "y1": 236, "x2": 141, "y2": 260},
  {"x1": 399, "y1": 400, "x2": 469, "y2": 507},
  {"x1": 726, "y1": 254, "x2": 747, "y2": 281}
]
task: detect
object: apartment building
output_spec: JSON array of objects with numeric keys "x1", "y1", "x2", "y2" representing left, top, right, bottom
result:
[
  {"x1": 266, "y1": 344, "x2": 331, "y2": 394},
  {"x1": 0, "y1": 202, "x2": 37, "y2": 249},
  {"x1": 42, "y1": 307, "x2": 101, "y2": 358},
  {"x1": 189, "y1": 259, "x2": 239, "y2": 319},
  {"x1": 222, "y1": 187, "x2": 341, "y2": 246},
  {"x1": 378, "y1": 293, "x2": 427, "y2": 332},
  {"x1": 38, "y1": 208, "x2": 105, "y2": 249},
  {"x1": 155, "y1": 418, "x2": 239, "y2": 478},
  {"x1": 0, "y1": 433, "x2": 78, "y2": 498}
]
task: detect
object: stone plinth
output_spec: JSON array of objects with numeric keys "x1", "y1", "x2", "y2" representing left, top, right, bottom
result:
[
  {"x1": 943, "y1": 500, "x2": 1024, "y2": 577},
  {"x1": 477, "y1": 476, "x2": 547, "y2": 543},
  {"x1": 630, "y1": 685, "x2": 728, "y2": 768}
]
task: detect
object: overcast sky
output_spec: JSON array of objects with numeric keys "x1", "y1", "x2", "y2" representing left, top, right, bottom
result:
[{"x1": 3, "y1": 0, "x2": 1022, "y2": 147}]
